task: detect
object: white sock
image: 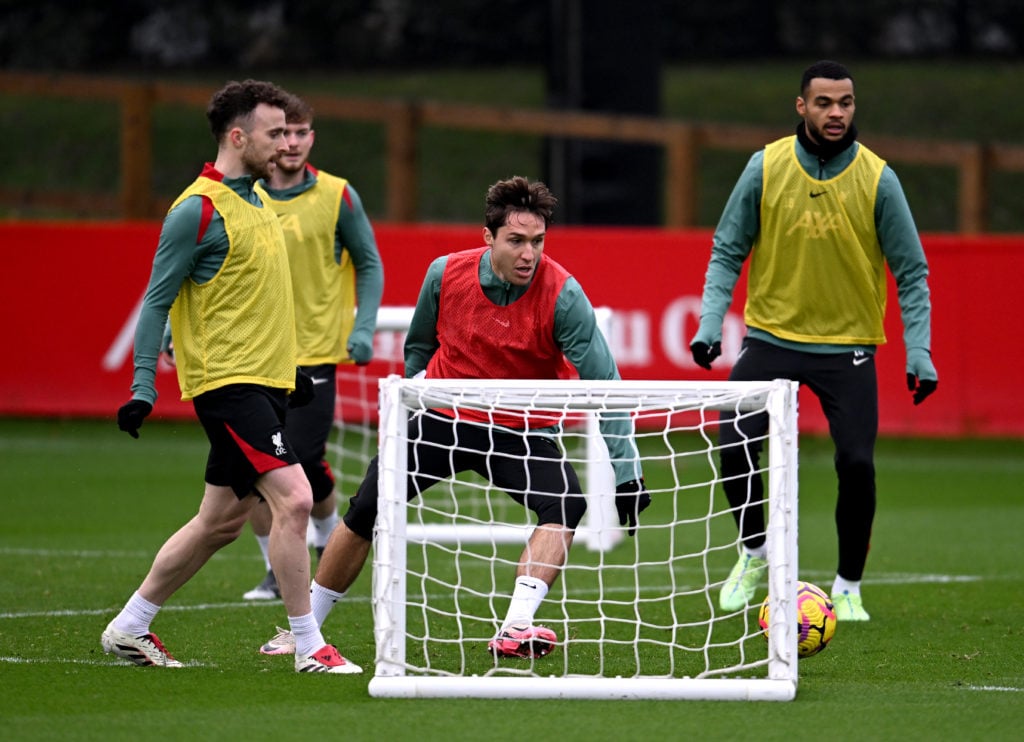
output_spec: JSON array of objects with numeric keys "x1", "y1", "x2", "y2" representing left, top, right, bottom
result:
[
  {"x1": 832, "y1": 575, "x2": 861, "y2": 597},
  {"x1": 255, "y1": 534, "x2": 272, "y2": 572},
  {"x1": 310, "y1": 580, "x2": 346, "y2": 628},
  {"x1": 310, "y1": 511, "x2": 339, "y2": 551},
  {"x1": 744, "y1": 544, "x2": 767, "y2": 560},
  {"x1": 288, "y1": 612, "x2": 326, "y2": 657},
  {"x1": 111, "y1": 591, "x2": 160, "y2": 636},
  {"x1": 502, "y1": 576, "x2": 549, "y2": 629}
]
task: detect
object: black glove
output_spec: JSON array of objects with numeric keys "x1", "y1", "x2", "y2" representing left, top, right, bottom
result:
[
  {"x1": 117, "y1": 399, "x2": 153, "y2": 439},
  {"x1": 615, "y1": 479, "x2": 652, "y2": 537},
  {"x1": 289, "y1": 368, "x2": 315, "y2": 408},
  {"x1": 690, "y1": 340, "x2": 721, "y2": 370},
  {"x1": 906, "y1": 374, "x2": 938, "y2": 406}
]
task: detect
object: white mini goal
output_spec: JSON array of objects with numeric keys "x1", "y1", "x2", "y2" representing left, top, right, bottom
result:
[{"x1": 367, "y1": 377, "x2": 802, "y2": 701}]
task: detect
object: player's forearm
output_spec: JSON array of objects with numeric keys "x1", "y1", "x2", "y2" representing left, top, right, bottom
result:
[
  {"x1": 702, "y1": 159, "x2": 759, "y2": 323},
  {"x1": 129, "y1": 304, "x2": 167, "y2": 404},
  {"x1": 889, "y1": 237, "x2": 932, "y2": 352},
  {"x1": 352, "y1": 267, "x2": 384, "y2": 337},
  {"x1": 877, "y1": 169, "x2": 932, "y2": 352},
  {"x1": 404, "y1": 304, "x2": 439, "y2": 379},
  {"x1": 599, "y1": 416, "x2": 644, "y2": 485},
  {"x1": 896, "y1": 280, "x2": 933, "y2": 352},
  {"x1": 702, "y1": 258, "x2": 742, "y2": 315}
]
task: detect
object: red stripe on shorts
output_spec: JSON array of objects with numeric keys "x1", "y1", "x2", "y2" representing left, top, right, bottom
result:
[{"x1": 224, "y1": 423, "x2": 289, "y2": 474}]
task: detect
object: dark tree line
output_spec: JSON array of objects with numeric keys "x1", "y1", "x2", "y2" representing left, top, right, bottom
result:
[{"x1": 1, "y1": 0, "x2": 1021, "y2": 71}]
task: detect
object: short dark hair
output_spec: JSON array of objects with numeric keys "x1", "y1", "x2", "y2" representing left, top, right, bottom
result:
[
  {"x1": 206, "y1": 79, "x2": 290, "y2": 142},
  {"x1": 284, "y1": 93, "x2": 315, "y2": 125},
  {"x1": 800, "y1": 60, "x2": 853, "y2": 96},
  {"x1": 484, "y1": 176, "x2": 558, "y2": 235}
]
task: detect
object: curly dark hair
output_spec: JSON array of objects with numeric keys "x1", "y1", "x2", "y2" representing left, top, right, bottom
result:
[
  {"x1": 484, "y1": 176, "x2": 558, "y2": 236},
  {"x1": 206, "y1": 79, "x2": 290, "y2": 142}
]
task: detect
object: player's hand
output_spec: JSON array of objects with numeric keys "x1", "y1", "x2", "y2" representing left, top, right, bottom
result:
[
  {"x1": 615, "y1": 479, "x2": 652, "y2": 537},
  {"x1": 689, "y1": 320, "x2": 722, "y2": 370},
  {"x1": 117, "y1": 399, "x2": 153, "y2": 439},
  {"x1": 690, "y1": 340, "x2": 721, "y2": 370},
  {"x1": 289, "y1": 368, "x2": 315, "y2": 408},
  {"x1": 906, "y1": 348, "x2": 938, "y2": 405},
  {"x1": 346, "y1": 329, "x2": 374, "y2": 366}
]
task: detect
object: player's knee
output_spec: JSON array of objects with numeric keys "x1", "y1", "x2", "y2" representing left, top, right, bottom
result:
[
  {"x1": 534, "y1": 493, "x2": 587, "y2": 530},
  {"x1": 835, "y1": 454, "x2": 874, "y2": 488},
  {"x1": 271, "y1": 484, "x2": 313, "y2": 530},
  {"x1": 206, "y1": 511, "x2": 248, "y2": 549},
  {"x1": 342, "y1": 493, "x2": 377, "y2": 541}
]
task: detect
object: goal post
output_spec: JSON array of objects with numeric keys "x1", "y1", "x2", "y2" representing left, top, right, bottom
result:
[{"x1": 368, "y1": 377, "x2": 801, "y2": 702}]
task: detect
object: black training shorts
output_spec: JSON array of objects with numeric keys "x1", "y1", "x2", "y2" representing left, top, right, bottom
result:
[
  {"x1": 285, "y1": 363, "x2": 337, "y2": 502},
  {"x1": 193, "y1": 383, "x2": 300, "y2": 499}
]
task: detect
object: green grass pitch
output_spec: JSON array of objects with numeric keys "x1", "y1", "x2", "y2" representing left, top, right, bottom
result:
[{"x1": 0, "y1": 418, "x2": 1021, "y2": 740}]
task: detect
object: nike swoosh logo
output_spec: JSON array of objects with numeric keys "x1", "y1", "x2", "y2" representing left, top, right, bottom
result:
[
  {"x1": 809, "y1": 191, "x2": 828, "y2": 198},
  {"x1": 311, "y1": 377, "x2": 331, "y2": 385},
  {"x1": 853, "y1": 356, "x2": 871, "y2": 367},
  {"x1": 494, "y1": 318, "x2": 510, "y2": 328}
]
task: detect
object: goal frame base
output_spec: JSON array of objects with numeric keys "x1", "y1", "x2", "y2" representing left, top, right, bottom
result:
[{"x1": 368, "y1": 676, "x2": 797, "y2": 701}]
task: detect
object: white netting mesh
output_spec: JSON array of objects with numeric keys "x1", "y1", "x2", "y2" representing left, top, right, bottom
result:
[{"x1": 370, "y1": 378, "x2": 801, "y2": 701}]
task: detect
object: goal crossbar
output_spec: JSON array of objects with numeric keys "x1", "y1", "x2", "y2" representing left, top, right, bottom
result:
[{"x1": 398, "y1": 378, "x2": 779, "y2": 414}]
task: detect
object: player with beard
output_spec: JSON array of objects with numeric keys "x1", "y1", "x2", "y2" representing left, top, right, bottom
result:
[
  {"x1": 104, "y1": 80, "x2": 359, "y2": 673},
  {"x1": 689, "y1": 61, "x2": 937, "y2": 622}
]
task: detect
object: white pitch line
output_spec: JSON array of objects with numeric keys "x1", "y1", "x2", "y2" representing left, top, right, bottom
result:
[
  {"x1": 0, "y1": 547, "x2": 261, "y2": 562},
  {"x1": 0, "y1": 548, "x2": 990, "y2": 585},
  {"x1": 0, "y1": 547, "x2": 992, "y2": 621},
  {"x1": 0, "y1": 655, "x2": 213, "y2": 668},
  {"x1": 964, "y1": 685, "x2": 1024, "y2": 693},
  {"x1": 0, "y1": 600, "x2": 358, "y2": 620},
  {"x1": 1, "y1": 570, "x2": 986, "y2": 621},
  {"x1": 862, "y1": 574, "x2": 982, "y2": 585}
]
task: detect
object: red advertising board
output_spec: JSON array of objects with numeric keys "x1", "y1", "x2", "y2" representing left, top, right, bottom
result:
[{"x1": 0, "y1": 221, "x2": 1019, "y2": 436}]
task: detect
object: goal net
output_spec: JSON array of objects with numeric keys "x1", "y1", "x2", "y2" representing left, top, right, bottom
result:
[
  {"x1": 328, "y1": 307, "x2": 620, "y2": 552},
  {"x1": 368, "y1": 377, "x2": 801, "y2": 701}
]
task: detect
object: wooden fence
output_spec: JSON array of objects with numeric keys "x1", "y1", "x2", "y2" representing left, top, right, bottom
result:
[{"x1": 3, "y1": 71, "x2": 1023, "y2": 233}]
